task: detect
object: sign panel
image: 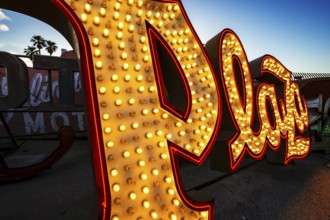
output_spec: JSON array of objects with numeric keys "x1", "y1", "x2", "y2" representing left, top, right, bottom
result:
[{"x1": 0, "y1": 65, "x2": 85, "y2": 136}]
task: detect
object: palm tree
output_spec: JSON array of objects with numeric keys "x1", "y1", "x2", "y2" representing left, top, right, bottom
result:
[
  {"x1": 23, "y1": 46, "x2": 38, "y2": 60},
  {"x1": 45, "y1": 40, "x2": 58, "y2": 56},
  {"x1": 30, "y1": 35, "x2": 46, "y2": 54}
]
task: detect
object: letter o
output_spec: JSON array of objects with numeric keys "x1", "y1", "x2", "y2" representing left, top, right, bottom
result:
[{"x1": 51, "y1": 112, "x2": 70, "y2": 131}]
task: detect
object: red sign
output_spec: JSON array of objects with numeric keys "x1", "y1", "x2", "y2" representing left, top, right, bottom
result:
[{"x1": 0, "y1": 66, "x2": 85, "y2": 136}]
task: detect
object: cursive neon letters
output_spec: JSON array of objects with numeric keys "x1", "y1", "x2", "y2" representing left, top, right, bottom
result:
[
  {"x1": 1, "y1": 1, "x2": 310, "y2": 219},
  {"x1": 55, "y1": 1, "x2": 310, "y2": 219},
  {"x1": 215, "y1": 30, "x2": 310, "y2": 171}
]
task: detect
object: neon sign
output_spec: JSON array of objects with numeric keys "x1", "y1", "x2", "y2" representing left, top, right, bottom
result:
[
  {"x1": 205, "y1": 30, "x2": 310, "y2": 171},
  {"x1": 1, "y1": 0, "x2": 310, "y2": 219}
]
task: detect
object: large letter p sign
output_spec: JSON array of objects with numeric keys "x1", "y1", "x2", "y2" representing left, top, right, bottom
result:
[{"x1": 55, "y1": 0, "x2": 221, "y2": 219}]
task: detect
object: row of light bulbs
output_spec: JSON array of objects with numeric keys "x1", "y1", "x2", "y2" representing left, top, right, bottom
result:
[
  {"x1": 220, "y1": 32, "x2": 309, "y2": 162},
  {"x1": 69, "y1": 0, "x2": 217, "y2": 219}
]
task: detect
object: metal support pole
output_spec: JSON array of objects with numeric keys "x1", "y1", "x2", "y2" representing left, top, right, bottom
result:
[{"x1": 0, "y1": 112, "x2": 18, "y2": 149}]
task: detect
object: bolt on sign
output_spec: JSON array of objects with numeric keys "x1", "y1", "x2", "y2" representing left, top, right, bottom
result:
[{"x1": 0, "y1": 0, "x2": 310, "y2": 219}]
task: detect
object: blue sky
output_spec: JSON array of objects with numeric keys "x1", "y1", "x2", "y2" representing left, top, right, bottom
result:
[
  {"x1": 181, "y1": 0, "x2": 330, "y2": 73},
  {"x1": 0, "y1": 8, "x2": 72, "y2": 65},
  {"x1": 0, "y1": 0, "x2": 329, "y2": 73}
]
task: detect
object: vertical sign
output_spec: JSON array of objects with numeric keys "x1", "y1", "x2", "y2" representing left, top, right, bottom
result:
[{"x1": 55, "y1": 0, "x2": 221, "y2": 219}]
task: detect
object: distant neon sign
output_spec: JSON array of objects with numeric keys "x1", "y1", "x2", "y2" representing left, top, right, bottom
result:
[
  {"x1": 1, "y1": 0, "x2": 310, "y2": 219},
  {"x1": 206, "y1": 30, "x2": 310, "y2": 171}
]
